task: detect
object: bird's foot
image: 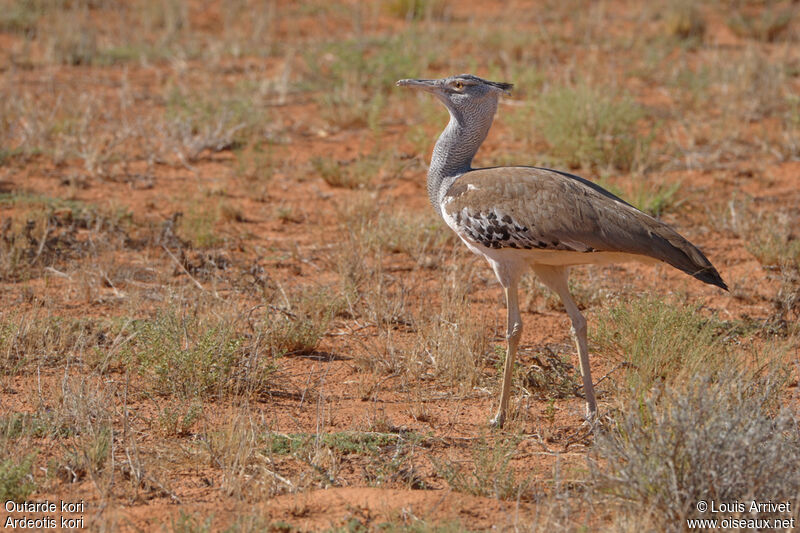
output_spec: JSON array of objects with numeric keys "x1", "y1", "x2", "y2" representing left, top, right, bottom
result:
[
  {"x1": 489, "y1": 412, "x2": 505, "y2": 429},
  {"x1": 582, "y1": 405, "x2": 605, "y2": 432}
]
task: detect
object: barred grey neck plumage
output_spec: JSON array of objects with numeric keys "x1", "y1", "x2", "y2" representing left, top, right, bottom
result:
[{"x1": 427, "y1": 95, "x2": 498, "y2": 215}]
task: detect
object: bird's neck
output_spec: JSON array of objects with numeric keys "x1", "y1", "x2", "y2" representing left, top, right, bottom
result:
[{"x1": 427, "y1": 100, "x2": 496, "y2": 215}]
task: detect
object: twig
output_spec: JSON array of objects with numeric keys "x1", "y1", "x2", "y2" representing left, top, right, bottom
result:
[
  {"x1": 269, "y1": 304, "x2": 297, "y2": 320},
  {"x1": 265, "y1": 469, "x2": 296, "y2": 491},
  {"x1": 44, "y1": 266, "x2": 70, "y2": 279},
  {"x1": 593, "y1": 361, "x2": 634, "y2": 388},
  {"x1": 30, "y1": 223, "x2": 50, "y2": 266},
  {"x1": 325, "y1": 323, "x2": 372, "y2": 336},
  {"x1": 162, "y1": 244, "x2": 205, "y2": 292},
  {"x1": 102, "y1": 272, "x2": 125, "y2": 298}
]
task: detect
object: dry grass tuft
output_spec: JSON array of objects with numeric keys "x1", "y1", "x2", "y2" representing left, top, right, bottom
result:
[
  {"x1": 383, "y1": 0, "x2": 450, "y2": 21},
  {"x1": 591, "y1": 295, "x2": 754, "y2": 401},
  {"x1": 727, "y1": 6, "x2": 796, "y2": 42},
  {"x1": 125, "y1": 305, "x2": 279, "y2": 399},
  {"x1": 533, "y1": 82, "x2": 651, "y2": 172},
  {"x1": 726, "y1": 200, "x2": 800, "y2": 272},
  {"x1": 663, "y1": 1, "x2": 706, "y2": 42},
  {"x1": 721, "y1": 198, "x2": 800, "y2": 325},
  {"x1": 202, "y1": 412, "x2": 289, "y2": 501},
  {"x1": 592, "y1": 371, "x2": 800, "y2": 530},
  {"x1": 0, "y1": 313, "x2": 116, "y2": 373},
  {"x1": 435, "y1": 436, "x2": 532, "y2": 501},
  {"x1": 163, "y1": 86, "x2": 270, "y2": 163},
  {"x1": 412, "y1": 268, "x2": 490, "y2": 388},
  {"x1": 263, "y1": 285, "x2": 341, "y2": 358}
]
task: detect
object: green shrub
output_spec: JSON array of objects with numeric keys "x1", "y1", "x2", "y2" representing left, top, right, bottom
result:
[
  {"x1": 591, "y1": 296, "x2": 734, "y2": 399},
  {"x1": 435, "y1": 436, "x2": 530, "y2": 500},
  {"x1": 127, "y1": 310, "x2": 275, "y2": 399},
  {"x1": 0, "y1": 453, "x2": 36, "y2": 501}
]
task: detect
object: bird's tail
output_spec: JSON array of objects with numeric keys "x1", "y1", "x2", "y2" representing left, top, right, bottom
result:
[{"x1": 649, "y1": 230, "x2": 728, "y2": 291}]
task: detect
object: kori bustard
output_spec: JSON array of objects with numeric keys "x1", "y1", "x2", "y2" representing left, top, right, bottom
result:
[{"x1": 397, "y1": 74, "x2": 727, "y2": 427}]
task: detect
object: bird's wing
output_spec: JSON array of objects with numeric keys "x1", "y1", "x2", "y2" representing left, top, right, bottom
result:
[{"x1": 441, "y1": 166, "x2": 727, "y2": 289}]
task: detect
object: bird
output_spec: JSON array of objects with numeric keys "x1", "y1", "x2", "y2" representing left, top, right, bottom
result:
[{"x1": 396, "y1": 74, "x2": 727, "y2": 427}]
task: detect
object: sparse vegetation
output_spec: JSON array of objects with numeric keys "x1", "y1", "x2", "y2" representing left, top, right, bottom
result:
[
  {"x1": 57, "y1": 426, "x2": 113, "y2": 484},
  {"x1": 178, "y1": 201, "x2": 223, "y2": 248},
  {"x1": 413, "y1": 270, "x2": 490, "y2": 387},
  {"x1": 0, "y1": 1, "x2": 40, "y2": 35},
  {"x1": 306, "y1": 33, "x2": 436, "y2": 130},
  {"x1": 727, "y1": 6, "x2": 796, "y2": 42},
  {"x1": 593, "y1": 372, "x2": 800, "y2": 531},
  {"x1": 267, "y1": 431, "x2": 401, "y2": 456},
  {"x1": 383, "y1": 0, "x2": 449, "y2": 21},
  {"x1": 311, "y1": 153, "x2": 385, "y2": 190},
  {"x1": 374, "y1": 210, "x2": 456, "y2": 265},
  {"x1": 533, "y1": 83, "x2": 651, "y2": 171},
  {"x1": 164, "y1": 85, "x2": 271, "y2": 163},
  {"x1": 591, "y1": 295, "x2": 752, "y2": 400},
  {"x1": 0, "y1": 453, "x2": 37, "y2": 501},
  {"x1": 123, "y1": 291, "x2": 336, "y2": 399},
  {"x1": 595, "y1": 176, "x2": 683, "y2": 217},
  {"x1": 522, "y1": 348, "x2": 581, "y2": 400},
  {"x1": 0, "y1": 193, "x2": 132, "y2": 280},
  {"x1": 263, "y1": 285, "x2": 341, "y2": 357},
  {"x1": 0, "y1": 314, "x2": 114, "y2": 372},
  {"x1": 0, "y1": 0, "x2": 797, "y2": 529},
  {"x1": 436, "y1": 436, "x2": 531, "y2": 501},
  {"x1": 127, "y1": 309, "x2": 252, "y2": 399},
  {"x1": 727, "y1": 201, "x2": 800, "y2": 272},
  {"x1": 663, "y1": 1, "x2": 706, "y2": 42}
]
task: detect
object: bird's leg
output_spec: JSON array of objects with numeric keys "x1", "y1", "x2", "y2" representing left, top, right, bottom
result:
[
  {"x1": 562, "y1": 296, "x2": 597, "y2": 418},
  {"x1": 491, "y1": 281, "x2": 522, "y2": 428},
  {"x1": 531, "y1": 266, "x2": 597, "y2": 419}
]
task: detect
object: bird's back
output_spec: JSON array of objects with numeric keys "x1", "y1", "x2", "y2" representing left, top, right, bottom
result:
[{"x1": 441, "y1": 166, "x2": 727, "y2": 290}]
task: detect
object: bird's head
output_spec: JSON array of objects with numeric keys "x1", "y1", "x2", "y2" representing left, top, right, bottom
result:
[{"x1": 396, "y1": 74, "x2": 512, "y2": 116}]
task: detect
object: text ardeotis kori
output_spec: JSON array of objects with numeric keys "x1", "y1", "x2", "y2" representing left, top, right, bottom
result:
[{"x1": 397, "y1": 74, "x2": 727, "y2": 427}]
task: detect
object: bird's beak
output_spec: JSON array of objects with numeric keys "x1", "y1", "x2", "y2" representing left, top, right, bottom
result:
[{"x1": 396, "y1": 78, "x2": 440, "y2": 93}]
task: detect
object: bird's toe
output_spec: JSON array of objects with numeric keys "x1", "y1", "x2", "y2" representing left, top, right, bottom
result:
[{"x1": 489, "y1": 412, "x2": 505, "y2": 429}]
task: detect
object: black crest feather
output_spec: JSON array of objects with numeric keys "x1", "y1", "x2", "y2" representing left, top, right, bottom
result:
[{"x1": 456, "y1": 74, "x2": 514, "y2": 93}]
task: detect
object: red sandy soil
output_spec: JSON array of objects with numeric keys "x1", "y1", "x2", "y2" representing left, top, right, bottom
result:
[{"x1": 0, "y1": 1, "x2": 798, "y2": 531}]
